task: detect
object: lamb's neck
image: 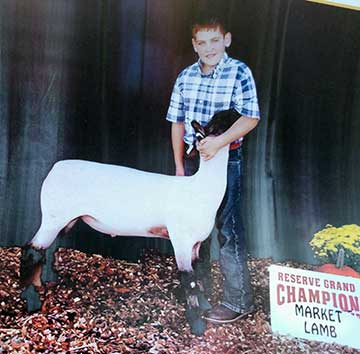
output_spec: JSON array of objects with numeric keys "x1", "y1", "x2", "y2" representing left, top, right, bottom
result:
[{"x1": 193, "y1": 145, "x2": 230, "y2": 199}]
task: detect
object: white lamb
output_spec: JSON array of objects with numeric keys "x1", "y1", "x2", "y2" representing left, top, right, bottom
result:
[{"x1": 20, "y1": 109, "x2": 241, "y2": 335}]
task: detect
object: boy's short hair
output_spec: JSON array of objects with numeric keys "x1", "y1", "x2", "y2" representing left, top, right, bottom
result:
[{"x1": 191, "y1": 17, "x2": 227, "y2": 38}]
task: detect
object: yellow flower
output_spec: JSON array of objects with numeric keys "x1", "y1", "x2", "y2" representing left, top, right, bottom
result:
[{"x1": 309, "y1": 224, "x2": 360, "y2": 272}]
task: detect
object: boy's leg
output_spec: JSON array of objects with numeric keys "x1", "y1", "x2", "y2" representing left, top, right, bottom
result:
[{"x1": 205, "y1": 147, "x2": 255, "y2": 322}]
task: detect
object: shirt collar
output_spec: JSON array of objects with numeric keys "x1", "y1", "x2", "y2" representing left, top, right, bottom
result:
[{"x1": 197, "y1": 52, "x2": 228, "y2": 79}]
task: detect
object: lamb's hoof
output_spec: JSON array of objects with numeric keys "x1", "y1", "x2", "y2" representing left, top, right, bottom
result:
[
  {"x1": 20, "y1": 285, "x2": 41, "y2": 312},
  {"x1": 190, "y1": 317, "x2": 207, "y2": 336},
  {"x1": 185, "y1": 307, "x2": 207, "y2": 336}
]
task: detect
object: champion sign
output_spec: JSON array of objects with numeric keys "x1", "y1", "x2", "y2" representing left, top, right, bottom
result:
[
  {"x1": 269, "y1": 265, "x2": 360, "y2": 349},
  {"x1": 306, "y1": 0, "x2": 360, "y2": 11}
]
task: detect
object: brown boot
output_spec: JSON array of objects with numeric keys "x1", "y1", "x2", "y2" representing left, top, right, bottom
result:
[{"x1": 203, "y1": 304, "x2": 255, "y2": 324}]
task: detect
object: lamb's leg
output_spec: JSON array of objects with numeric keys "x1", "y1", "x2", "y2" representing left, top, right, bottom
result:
[
  {"x1": 179, "y1": 271, "x2": 208, "y2": 335},
  {"x1": 40, "y1": 241, "x2": 59, "y2": 283},
  {"x1": 171, "y1": 237, "x2": 207, "y2": 336},
  {"x1": 192, "y1": 238, "x2": 212, "y2": 309},
  {"x1": 19, "y1": 244, "x2": 45, "y2": 312},
  {"x1": 20, "y1": 244, "x2": 45, "y2": 287},
  {"x1": 20, "y1": 221, "x2": 66, "y2": 312}
]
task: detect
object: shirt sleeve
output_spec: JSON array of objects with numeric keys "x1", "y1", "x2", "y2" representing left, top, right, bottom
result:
[
  {"x1": 233, "y1": 66, "x2": 260, "y2": 119},
  {"x1": 166, "y1": 77, "x2": 185, "y2": 123}
]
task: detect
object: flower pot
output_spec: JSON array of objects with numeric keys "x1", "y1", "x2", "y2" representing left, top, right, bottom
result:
[{"x1": 317, "y1": 263, "x2": 360, "y2": 278}]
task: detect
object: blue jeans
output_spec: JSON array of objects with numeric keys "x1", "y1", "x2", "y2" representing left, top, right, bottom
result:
[{"x1": 184, "y1": 147, "x2": 255, "y2": 313}]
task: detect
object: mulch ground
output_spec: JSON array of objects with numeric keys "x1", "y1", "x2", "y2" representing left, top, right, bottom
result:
[{"x1": 0, "y1": 247, "x2": 359, "y2": 354}]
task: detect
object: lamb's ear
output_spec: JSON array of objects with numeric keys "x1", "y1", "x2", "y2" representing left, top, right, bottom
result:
[{"x1": 191, "y1": 120, "x2": 206, "y2": 141}]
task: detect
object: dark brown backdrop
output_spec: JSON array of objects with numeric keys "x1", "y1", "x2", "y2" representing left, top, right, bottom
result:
[{"x1": 0, "y1": 0, "x2": 359, "y2": 263}]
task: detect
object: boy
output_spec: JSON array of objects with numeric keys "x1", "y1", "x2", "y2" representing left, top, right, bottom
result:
[{"x1": 166, "y1": 18, "x2": 260, "y2": 323}]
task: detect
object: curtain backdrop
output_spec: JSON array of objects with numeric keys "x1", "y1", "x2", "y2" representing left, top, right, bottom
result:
[{"x1": 0, "y1": 0, "x2": 359, "y2": 263}]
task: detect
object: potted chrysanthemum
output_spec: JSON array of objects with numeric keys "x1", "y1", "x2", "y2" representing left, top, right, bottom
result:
[{"x1": 309, "y1": 224, "x2": 360, "y2": 278}]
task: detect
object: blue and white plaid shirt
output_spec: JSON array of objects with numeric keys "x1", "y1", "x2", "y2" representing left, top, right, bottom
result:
[{"x1": 166, "y1": 53, "x2": 260, "y2": 145}]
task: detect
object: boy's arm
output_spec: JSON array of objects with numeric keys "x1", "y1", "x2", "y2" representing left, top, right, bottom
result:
[
  {"x1": 171, "y1": 122, "x2": 186, "y2": 176},
  {"x1": 197, "y1": 115, "x2": 259, "y2": 161}
]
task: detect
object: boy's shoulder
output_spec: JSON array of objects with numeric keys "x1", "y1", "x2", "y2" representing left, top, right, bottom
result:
[
  {"x1": 225, "y1": 56, "x2": 252, "y2": 74},
  {"x1": 177, "y1": 62, "x2": 199, "y2": 80}
]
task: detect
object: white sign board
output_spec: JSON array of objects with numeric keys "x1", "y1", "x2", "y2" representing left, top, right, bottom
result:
[
  {"x1": 306, "y1": 0, "x2": 360, "y2": 11},
  {"x1": 269, "y1": 265, "x2": 360, "y2": 349}
]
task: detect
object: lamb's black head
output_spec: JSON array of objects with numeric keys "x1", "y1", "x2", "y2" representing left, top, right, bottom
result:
[{"x1": 191, "y1": 109, "x2": 241, "y2": 141}]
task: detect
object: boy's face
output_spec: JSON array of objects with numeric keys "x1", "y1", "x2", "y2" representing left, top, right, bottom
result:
[{"x1": 192, "y1": 28, "x2": 231, "y2": 73}]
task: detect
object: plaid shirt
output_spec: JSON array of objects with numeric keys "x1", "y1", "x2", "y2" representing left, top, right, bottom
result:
[{"x1": 166, "y1": 53, "x2": 260, "y2": 145}]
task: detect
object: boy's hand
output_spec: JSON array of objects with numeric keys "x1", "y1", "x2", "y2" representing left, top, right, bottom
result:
[
  {"x1": 176, "y1": 166, "x2": 185, "y2": 176},
  {"x1": 197, "y1": 136, "x2": 222, "y2": 161}
]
